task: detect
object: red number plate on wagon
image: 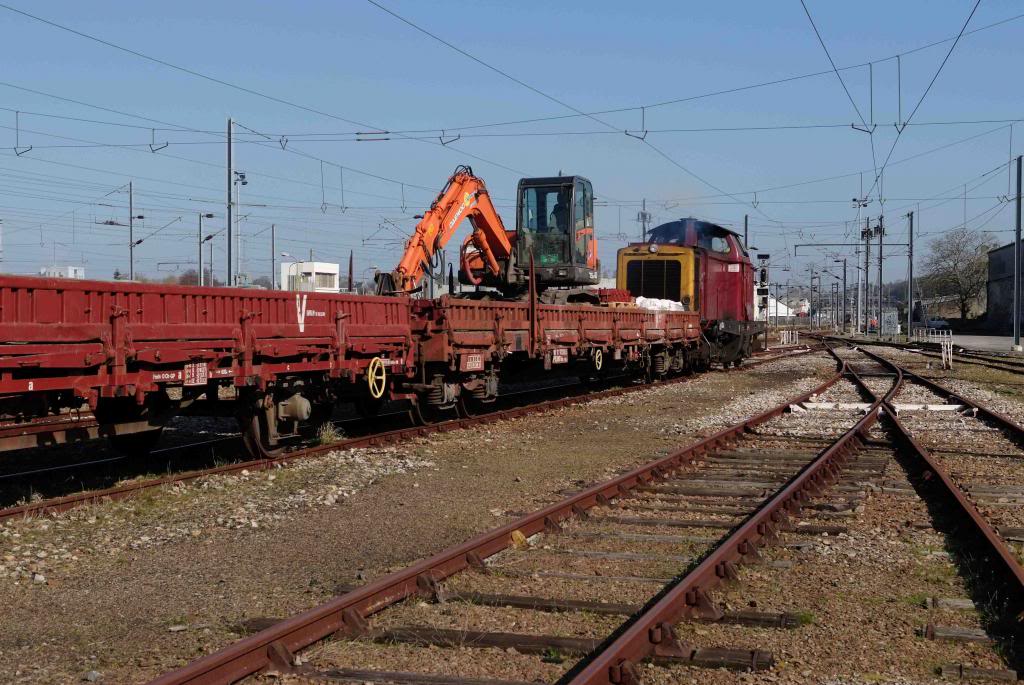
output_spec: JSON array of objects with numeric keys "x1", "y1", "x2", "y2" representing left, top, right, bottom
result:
[{"x1": 183, "y1": 362, "x2": 209, "y2": 386}]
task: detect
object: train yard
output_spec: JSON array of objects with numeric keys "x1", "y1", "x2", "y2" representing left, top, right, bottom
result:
[
  {"x1": 3, "y1": 3, "x2": 1022, "y2": 684},
  {"x1": 1, "y1": 189, "x2": 1022, "y2": 684},
  {"x1": 1, "y1": 340, "x2": 1022, "y2": 684}
]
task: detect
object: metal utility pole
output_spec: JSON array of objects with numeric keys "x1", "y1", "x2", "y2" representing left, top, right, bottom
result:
[
  {"x1": 128, "y1": 181, "x2": 135, "y2": 280},
  {"x1": 785, "y1": 282, "x2": 791, "y2": 327},
  {"x1": 744, "y1": 214, "x2": 748, "y2": 250},
  {"x1": 906, "y1": 211, "x2": 914, "y2": 341},
  {"x1": 834, "y1": 283, "x2": 839, "y2": 328},
  {"x1": 198, "y1": 213, "x2": 205, "y2": 286},
  {"x1": 271, "y1": 224, "x2": 277, "y2": 290},
  {"x1": 348, "y1": 250, "x2": 354, "y2": 293},
  {"x1": 877, "y1": 217, "x2": 884, "y2": 338},
  {"x1": 226, "y1": 118, "x2": 234, "y2": 286},
  {"x1": 1011, "y1": 152, "x2": 1019, "y2": 350},
  {"x1": 642, "y1": 199, "x2": 647, "y2": 242},
  {"x1": 638, "y1": 199, "x2": 650, "y2": 242},
  {"x1": 773, "y1": 282, "x2": 779, "y2": 330},
  {"x1": 854, "y1": 246, "x2": 862, "y2": 334},
  {"x1": 862, "y1": 219, "x2": 871, "y2": 335},
  {"x1": 816, "y1": 277, "x2": 821, "y2": 329},
  {"x1": 836, "y1": 258, "x2": 847, "y2": 334}
]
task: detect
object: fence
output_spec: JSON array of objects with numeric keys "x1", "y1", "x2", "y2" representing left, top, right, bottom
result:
[
  {"x1": 778, "y1": 330, "x2": 800, "y2": 346},
  {"x1": 911, "y1": 327, "x2": 954, "y2": 345}
]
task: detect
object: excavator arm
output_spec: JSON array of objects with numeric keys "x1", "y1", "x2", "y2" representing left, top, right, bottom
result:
[{"x1": 378, "y1": 165, "x2": 515, "y2": 294}]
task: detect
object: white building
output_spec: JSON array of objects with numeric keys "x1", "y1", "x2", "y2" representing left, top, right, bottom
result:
[
  {"x1": 40, "y1": 265, "x2": 86, "y2": 280},
  {"x1": 280, "y1": 261, "x2": 341, "y2": 293},
  {"x1": 755, "y1": 295, "x2": 795, "y2": 321}
]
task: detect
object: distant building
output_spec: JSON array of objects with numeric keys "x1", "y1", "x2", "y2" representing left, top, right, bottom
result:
[
  {"x1": 280, "y1": 261, "x2": 341, "y2": 293},
  {"x1": 40, "y1": 265, "x2": 85, "y2": 280},
  {"x1": 986, "y1": 242, "x2": 1016, "y2": 333}
]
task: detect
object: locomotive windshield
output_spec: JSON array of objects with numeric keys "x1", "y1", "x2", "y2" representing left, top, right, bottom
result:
[
  {"x1": 647, "y1": 220, "x2": 686, "y2": 245},
  {"x1": 648, "y1": 218, "x2": 743, "y2": 257}
]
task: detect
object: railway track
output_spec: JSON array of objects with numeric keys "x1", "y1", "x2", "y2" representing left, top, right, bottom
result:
[
  {"x1": 143, "y1": 347, "x2": 907, "y2": 684},
  {"x1": 0, "y1": 347, "x2": 816, "y2": 523},
  {"x1": 144, "y1": 342, "x2": 1024, "y2": 684},
  {"x1": 827, "y1": 343, "x2": 1024, "y2": 665},
  {"x1": 849, "y1": 337, "x2": 1024, "y2": 377}
]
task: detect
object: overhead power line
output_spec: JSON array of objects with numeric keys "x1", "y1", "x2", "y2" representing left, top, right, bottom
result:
[
  {"x1": 339, "y1": 9, "x2": 1024, "y2": 136},
  {"x1": 0, "y1": 3, "x2": 532, "y2": 179},
  {"x1": 365, "y1": 0, "x2": 772, "y2": 219},
  {"x1": 799, "y1": 0, "x2": 869, "y2": 130},
  {"x1": 799, "y1": 0, "x2": 879, "y2": 196},
  {"x1": 864, "y1": 0, "x2": 983, "y2": 204}
]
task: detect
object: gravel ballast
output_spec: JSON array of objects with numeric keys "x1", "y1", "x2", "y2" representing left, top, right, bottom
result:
[{"x1": 0, "y1": 354, "x2": 834, "y2": 684}]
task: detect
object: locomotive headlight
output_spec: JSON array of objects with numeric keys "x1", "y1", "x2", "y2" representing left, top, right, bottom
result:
[{"x1": 648, "y1": 244, "x2": 658, "y2": 253}]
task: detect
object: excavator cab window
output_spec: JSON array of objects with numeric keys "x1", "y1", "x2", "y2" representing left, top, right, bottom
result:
[
  {"x1": 515, "y1": 175, "x2": 598, "y2": 286},
  {"x1": 573, "y1": 178, "x2": 593, "y2": 264},
  {"x1": 518, "y1": 181, "x2": 573, "y2": 266}
]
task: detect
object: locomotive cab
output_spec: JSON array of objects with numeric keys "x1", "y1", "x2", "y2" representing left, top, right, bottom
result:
[
  {"x1": 515, "y1": 175, "x2": 599, "y2": 287},
  {"x1": 616, "y1": 217, "x2": 763, "y2": 364}
]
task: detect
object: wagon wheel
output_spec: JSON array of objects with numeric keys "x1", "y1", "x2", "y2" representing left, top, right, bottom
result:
[
  {"x1": 366, "y1": 357, "x2": 387, "y2": 400},
  {"x1": 237, "y1": 405, "x2": 284, "y2": 461},
  {"x1": 407, "y1": 399, "x2": 457, "y2": 426},
  {"x1": 456, "y1": 393, "x2": 484, "y2": 418}
]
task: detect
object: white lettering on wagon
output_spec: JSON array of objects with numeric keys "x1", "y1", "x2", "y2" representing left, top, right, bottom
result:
[
  {"x1": 294, "y1": 293, "x2": 326, "y2": 333},
  {"x1": 295, "y1": 294, "x2": 307, "y2": 333},
  {"x1": 152, "y1": 371, "x2": 180, "y2": 382}
]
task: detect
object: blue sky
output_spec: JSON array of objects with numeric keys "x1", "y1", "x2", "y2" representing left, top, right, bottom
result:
[{"x1": 0, "y1": 0, "x2": 1020, "y2": 288}]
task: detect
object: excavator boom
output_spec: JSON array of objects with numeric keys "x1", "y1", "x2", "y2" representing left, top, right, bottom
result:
[{"x1": 378, "y1": 165, "x2": 514, "y2": 294}]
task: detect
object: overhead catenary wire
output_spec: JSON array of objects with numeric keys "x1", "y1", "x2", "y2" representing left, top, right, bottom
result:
[
  {"x1": 798, "y1": 0, "x2": 879, "y2": 202},
  {"x1": 863, "y1": 0, "x2": 983, "y2": 204},
  {"x1": 365, "y1": 0, "x2": 772, "y2": 220},
  {"x1": 285, "y1": 9, "x2": 1024, "y2": 137},
  {"x1": 0, "y1": 3, "x2": 533, "y2": 181},
  {"x1": 0, "y1": 2, "x2": 1015, "y2": 282}
]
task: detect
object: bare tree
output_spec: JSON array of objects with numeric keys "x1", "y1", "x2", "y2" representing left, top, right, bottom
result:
[
  {"x1": 251, "y1": 275, "x2": 273, "y2": 290},
  {"x1": 922, "y1": 227, "x2": 998, "y2": 319},
  {"x1": 177, "y1": 269, "x2": 199, "y2": 286}
]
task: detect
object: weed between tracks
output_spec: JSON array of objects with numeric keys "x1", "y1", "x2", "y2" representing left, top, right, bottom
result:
[{"x1": 314, "y1": 422, "x2": 345, "y2": 446}]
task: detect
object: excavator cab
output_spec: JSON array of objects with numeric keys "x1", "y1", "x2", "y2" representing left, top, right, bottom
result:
[{"x1": 515, "y1": 176, "x2": 599, "y2": 287}]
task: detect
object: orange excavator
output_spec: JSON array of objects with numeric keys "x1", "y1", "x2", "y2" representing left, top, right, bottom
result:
[{"x1": 375, "y1": 165, "x2": 599, "y2": 297}]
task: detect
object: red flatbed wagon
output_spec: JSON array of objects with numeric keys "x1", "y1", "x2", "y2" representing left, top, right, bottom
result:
[
  {"x1": 405, "y1": 295, "x2": 703, "y2": 419},
  {"x1": 0, "y1": 272, "x2": 711, "y2": 460},
  {"x1": 0, "y1": 275, "x2": 413, "y2": 456}
]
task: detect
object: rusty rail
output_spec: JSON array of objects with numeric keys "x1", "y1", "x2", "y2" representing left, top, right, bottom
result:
[
  {"x1": 841, "y1": 337, "x2": 1024, "y2": 376},
  {"x1": 148, "y1": 354, "x2": 837, "y2": 685},
  {"x1": 561, "y1": 354, "x2": 898, "y2": 684},
  {"x1": 1, "y1": 347, "x2": 818, "y2": 523},
  {"x1": 854, "y1": 347, "x2": 1024, "y2": 622}
]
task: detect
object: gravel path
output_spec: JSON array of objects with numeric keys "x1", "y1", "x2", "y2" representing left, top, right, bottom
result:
[{"x1": 0, "y1": 354, "x2": 834, "y2": 684}]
